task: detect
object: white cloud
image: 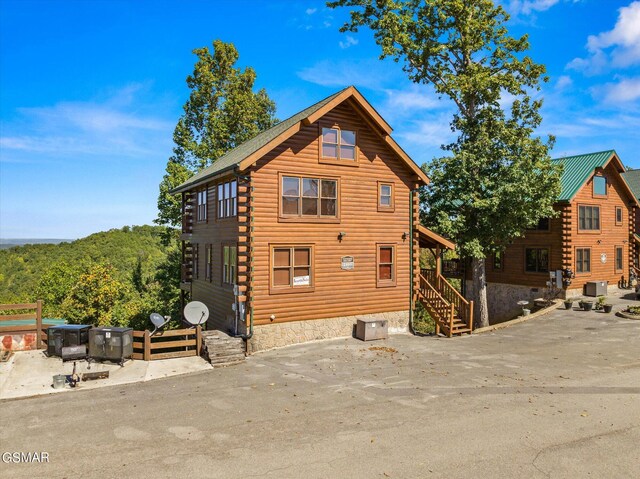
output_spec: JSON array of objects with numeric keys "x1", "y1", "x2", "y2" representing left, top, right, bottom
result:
[
  {"x1": 297, "y1": 59, "x2": 401, "y2": 90},
  {"x1": 555, "y1": 75, "x2": 573, "y2": 91},
  {"x1": 595, "y1": 77, "x2": 640, "y2": 104},
  {"x1": 396, "y1": 115, "x2": 456, "y2": 148},
  {"x1": 0, "y1": 85, "x2": 173, "y2": 160},
  {"x1": 568, "y1": 1, "x2": 640, "y2": 73},
  {"x1": 384, "y1": 86, "x2": 441, "y2": 111},
  {"x1": 338, "y1": 36, "x2": 358, "y2": 49},
  {"x1": 305, "y1": 8, "x2": 317, "y2": 15},
  {"x1": 505, "y1": 0, "x2": 560, "y2": 15}
]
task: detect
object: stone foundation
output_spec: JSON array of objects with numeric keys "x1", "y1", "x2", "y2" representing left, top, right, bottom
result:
[
  {"x1": 248, "y1": 310, "x2": 409, "y2": 353},
  {"x1": 464, "y1": 281, "x2": 552, "y2": 324}
]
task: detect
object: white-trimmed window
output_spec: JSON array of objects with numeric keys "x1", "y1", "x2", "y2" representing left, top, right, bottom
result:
[
  {"x1": 217, "y1": 180, "x2": 237, "y2": 219},
  {"x1": 197, "y1": 188, "x2": 207, "y2": 222}
]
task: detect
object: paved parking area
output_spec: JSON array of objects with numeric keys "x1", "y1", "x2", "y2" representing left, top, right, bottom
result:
[{"x1": 2, "y1": 302, "x2": 639, "y2": 478}]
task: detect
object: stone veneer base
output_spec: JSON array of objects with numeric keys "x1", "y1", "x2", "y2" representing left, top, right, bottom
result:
[
  {"x1": 247, "y1": 310, "x2": 409, "y2": 353},
  {"x1": 465, "y1": 281, "x2": 558, "y2": 324}
]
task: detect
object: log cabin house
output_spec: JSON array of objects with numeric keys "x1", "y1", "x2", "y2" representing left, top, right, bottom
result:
[
  {"x1": 620, "y1": 168, "x2": 640, "y2": 274},
  {"x1": 172, "y1": 86, "x2": 472, "y2": 352},
  {"x1": 474, "y1": 150, "x2": 639, "y2": 322}
]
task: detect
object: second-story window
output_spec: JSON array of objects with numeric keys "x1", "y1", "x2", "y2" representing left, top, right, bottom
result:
[
  {"x1": 378, "y1": 182, "x2": 394, "y2": 212},
  {"x1": 615, "y1": 206, "x2": 623, "y2": 225},
  {"x1": 217, "y1": 180, "x2": 237, "y2": 219},
  {"x1": 197, "y1": 188, "x2": 207, "y2": 223},
  {"x1": 527, "y1": 217, "x2": 550, "y2": 231},
  {"x1": 579, "y1": 205, "x2": 600, "y2": 231},
  {"x1": 281, "y1": 176, "x2": 337, "y2": 218},
  {"x1": 322, "y1": 128, "x2": 356, "y2": 161}
]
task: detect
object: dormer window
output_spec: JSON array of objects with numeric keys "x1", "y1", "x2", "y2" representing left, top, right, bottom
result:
[
  {"x1": 593, "y1": 175, "x2": 607, "y2": 196},
  {"x1": 322, "y1": 128, "x2": 356, "y2": 161}
]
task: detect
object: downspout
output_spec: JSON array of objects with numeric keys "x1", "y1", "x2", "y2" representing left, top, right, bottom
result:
[{"x1": 409, "y1": 189, "x2": 416, "y2": 335}]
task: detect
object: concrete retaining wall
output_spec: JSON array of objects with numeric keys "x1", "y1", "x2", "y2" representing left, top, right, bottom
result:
[{"x1": 248, "y1": 310, "x2": 409, "y2": 353}]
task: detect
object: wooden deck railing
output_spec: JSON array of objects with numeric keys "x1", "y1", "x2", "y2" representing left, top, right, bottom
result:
[
  {"x1": 0, "y1": 301, "x2": 45, "y2": 349},
  {"x1": 419, "y1": 270, "x2": 474, "y2": 333},
  {"x1": 418, "y1": 274, "x2": 455, "y2": 333},
  {"x1": 132, "y1": 326, "x2": 202, "y2": 361},
  {"x1": 435, "y1": 274, "x2": 474, "y2": 332}
]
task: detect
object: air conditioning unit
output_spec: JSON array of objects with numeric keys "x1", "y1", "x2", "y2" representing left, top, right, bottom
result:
[
  {"x1": 585, "y1": 281, "x2": 607, "y2": 297},
  {"x1": 355, "y1": 318, "x2": 389, "y2": 341},
  {"x1": 47, "y1": 325, "x2": 91, "y2": 357},
  {"x1": 88, "y1": 327, "x2": 133, "y2": 365}
]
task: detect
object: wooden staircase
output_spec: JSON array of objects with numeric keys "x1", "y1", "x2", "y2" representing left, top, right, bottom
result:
[{"x1": 418, "y1": 269, "x2": 473, "y2": 337}]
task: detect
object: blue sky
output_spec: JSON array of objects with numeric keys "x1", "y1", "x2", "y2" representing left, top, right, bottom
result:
[{"x1": 1, "y1": 0, "x2": 639, "y2": 238}]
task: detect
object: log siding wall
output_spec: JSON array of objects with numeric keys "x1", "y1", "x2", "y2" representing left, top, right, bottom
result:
[{"x1": 249, "y1": 102, "x2": 418, "y2": 326}]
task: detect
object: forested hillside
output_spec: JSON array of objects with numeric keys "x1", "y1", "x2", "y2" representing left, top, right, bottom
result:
[{"x1": 0, "y1": 225, "x2": 180, "y2": 329}]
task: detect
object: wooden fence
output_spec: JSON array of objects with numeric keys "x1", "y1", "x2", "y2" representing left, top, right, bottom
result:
[
  {"x1": 132, "y1": 326, "x2": 202, "y2": 361},
  {"x1": 0, "y1": 301, "x2": 45, "y2": 349}
]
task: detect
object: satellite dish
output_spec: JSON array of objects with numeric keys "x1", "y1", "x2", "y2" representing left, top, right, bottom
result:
[
  {"x1": 149, "y1": 312, "x2": 170, "y2": 335},
  {"x1": 150, "y1": 313, "x2": 165, "y2": 328},
  {"x1": 184, "y1": 301, "x2": 209, "y2": 327}
]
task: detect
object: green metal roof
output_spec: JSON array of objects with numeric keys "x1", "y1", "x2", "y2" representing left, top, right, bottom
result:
[
  {"x1": 551, "y1": 150, "x2": 616, "y2": 201},
  {"x1": 621, "y1": 169, "x2": 640, "y2": 201},
  {"x1": 172, "y1": 87, "x2": 351, "y2": 193}
]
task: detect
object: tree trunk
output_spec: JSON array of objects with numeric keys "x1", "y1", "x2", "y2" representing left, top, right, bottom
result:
[{"x1": 471, "y1": 257, "x2": 489, "y2": 328}]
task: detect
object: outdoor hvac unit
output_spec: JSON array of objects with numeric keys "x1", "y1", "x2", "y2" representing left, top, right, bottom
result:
[
  {"x1": 47, "y1": 325, "x2": 91, "y2": 357},
  {"x1": 355, "y1": 318, "x2": 389, "y2": 341},
  {"x1": 88, "y1": 327, "x2": 133, "y2": 364},
  {"x1": 585, "y1": 281, "x2": 608, "y2": 297}
]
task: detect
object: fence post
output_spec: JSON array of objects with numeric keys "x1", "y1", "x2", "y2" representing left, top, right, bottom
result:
[
  {"x1": 144, "y1": 330, "x2": 151, "y2": 361},
  {"x1": 36, "y1": 300, "x2": 43, "y2": 349},
  {"x1": 196, "y1": 325, "x2": 202, "y2": 356}
]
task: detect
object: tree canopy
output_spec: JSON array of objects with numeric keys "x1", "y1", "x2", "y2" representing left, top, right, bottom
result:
[
  {"x1": 329, "y1": 0, "x2": 562, "y2": 327},
  {"x1": 156, "y1": 40, "x2": 278, "y2": 227}
]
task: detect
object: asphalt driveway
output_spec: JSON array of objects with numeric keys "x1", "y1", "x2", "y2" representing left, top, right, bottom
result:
[{"x1": 2, "y1": 302, "x2": 639, "y2": 478}]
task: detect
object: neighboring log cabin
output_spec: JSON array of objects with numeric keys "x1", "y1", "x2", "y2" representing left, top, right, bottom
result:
[
  {"x1": 620, "y1": 168, "x2": 640, "y2": 274},
  {"x1": 473, "y1": 150, "x2": 639, "y2": 322},
  {"x1": 172, "y1": 86, "x2": 464, "y2": 352}
]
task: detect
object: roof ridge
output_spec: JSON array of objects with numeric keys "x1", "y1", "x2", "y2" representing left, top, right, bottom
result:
[{"x1": 552, "y1": 149, "x2": 616, "y2": 161}]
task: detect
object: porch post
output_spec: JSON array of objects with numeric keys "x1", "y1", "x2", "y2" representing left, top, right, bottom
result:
[{"x1": 435, "y1": 245, "x2": 442, "y2": 276}]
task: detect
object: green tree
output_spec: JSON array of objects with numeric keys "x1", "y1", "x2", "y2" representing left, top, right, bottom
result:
[
  {"x1": 329, "y1": 0, "x2": 562, "y2": 327},
  {"x1": 60, "y1": 263, "x2": 127, "y2": 327},
  {"x1": 156, "y1": 40, "x2": 278, "y2": 227},
  {"x1": 35, "y1": 262, "x2": 82, "y2": 317}
]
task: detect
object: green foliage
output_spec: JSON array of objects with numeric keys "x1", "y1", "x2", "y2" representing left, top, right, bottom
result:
[
  {"x1": 330, "y1": 0, "x2": 562, "y2": 327},
  {"x1": 60, "y1": 264, "x2": 127, "y2": 326},
  {"x1": 156, "y1": 40, "x2": 278, "y2": 227},
  {"x1": 0, "y1": 225, "x2": 181, "y2": 329},
  {"x1": 412, "y1": 302, "x2": 436, "y2": 334}
]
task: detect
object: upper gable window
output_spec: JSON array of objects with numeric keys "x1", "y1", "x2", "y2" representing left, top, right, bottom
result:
[
  {"x1": 593, "y1": 176, "x2": 607, "y2": 196},
  {"x1": 322, "y1": 128, "x2": 356, "y2": 161}
]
